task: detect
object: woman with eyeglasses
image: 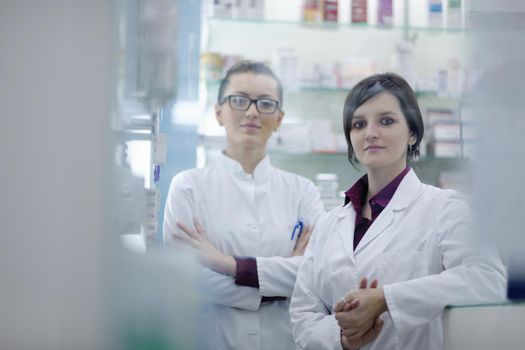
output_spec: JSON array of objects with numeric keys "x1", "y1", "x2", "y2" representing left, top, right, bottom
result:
[
  {"x1": 289, "y1": 73, "x2": 507, "y2": 350},
  {"x1": 163, "y1": 61, "x2": 324, "y2": 350}
]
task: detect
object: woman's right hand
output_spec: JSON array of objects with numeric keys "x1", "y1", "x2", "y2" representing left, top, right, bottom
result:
[
  {"x1": 292, "y1": 225, "x2": 312, "y2": 256},
  {"x1": 341, "y1": 317, "x2": 384, "y2": 350},
  {"x1": 336, "y1": 278, "x2": 385, "y2": 350},
  {"x1": 174, "y1": 218, "x2": 236, "y2": 276}
]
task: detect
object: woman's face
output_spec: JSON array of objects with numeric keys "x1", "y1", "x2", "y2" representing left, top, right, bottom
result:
[
  {"x1": 349, "y1": 92, "x2": 416, "y2": 172},
  {"x1": 215, "y1": 73, "x2": 283, "y2": 151}
]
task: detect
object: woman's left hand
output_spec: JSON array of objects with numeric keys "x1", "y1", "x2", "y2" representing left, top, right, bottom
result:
[
  {"x1": 292, "y1": 225, "x2": 312, "y2": 256},
  {"x1": 174, "y1": 218, "x2": 236, "y2": 277},
  {"x1": 334, "y1": 279, "x2": 388, "y2": 340}
]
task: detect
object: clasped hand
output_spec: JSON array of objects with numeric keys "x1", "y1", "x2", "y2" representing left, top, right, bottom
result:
[{"x1": 333, "y1": 277, "x2": 387, "y2": 350}]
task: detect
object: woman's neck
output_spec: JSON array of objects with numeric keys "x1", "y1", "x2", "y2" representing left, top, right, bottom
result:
[
  {"x1": 366, "y1": 163, "x2": 406, "y2": 200},
  {"x1": 224, "y1": 145, "x2": 266, "y2": 175}
]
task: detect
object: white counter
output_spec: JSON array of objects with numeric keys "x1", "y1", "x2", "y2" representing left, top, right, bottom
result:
[{"x1": 444, "y1": 302, "x2": 525, "y2": 350}]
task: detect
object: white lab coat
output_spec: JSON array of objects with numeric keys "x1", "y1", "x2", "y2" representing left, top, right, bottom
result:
[
  {"x1": 163, "y1": 152, "x2": 324, "y2": 350},
  {"x1": 290, "y1": 169, "x2": 507, "y2": 350}
]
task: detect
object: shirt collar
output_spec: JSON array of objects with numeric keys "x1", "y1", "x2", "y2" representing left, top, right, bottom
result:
[
  {"x1": 344, "y1": 166, "x2": 411, "y2": 209},
  {"x1": 344, "y1": 175, "x2": 368, "y2": 207},
  {"x1": 372, "y1": 166, "x2": 411, "y2": 208},
  {"x1": 217, "y1": 151, "x2": 272, "y2": 180}
]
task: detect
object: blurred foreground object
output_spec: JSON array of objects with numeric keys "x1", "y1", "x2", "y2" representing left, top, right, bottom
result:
[
  {"x1": 468, "y1": 0, "x2": 525, "y2": 300},
  {"x1": 0, "y1": 1, "x2": 199, "y2": 349}
]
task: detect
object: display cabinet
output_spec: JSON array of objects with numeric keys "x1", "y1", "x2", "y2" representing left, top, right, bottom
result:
[{"x1": 198, "y1": 1, "x2": 473, "y2": 203}]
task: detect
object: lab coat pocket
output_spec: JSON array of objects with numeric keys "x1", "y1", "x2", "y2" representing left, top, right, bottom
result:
[{"x1": 378, "y1": 252, "x2": 429, "y2": 285}]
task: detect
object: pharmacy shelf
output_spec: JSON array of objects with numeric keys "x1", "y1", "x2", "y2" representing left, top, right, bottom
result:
[
  {"x1": 200, "y1": 135, "x2": 470, "y2": 161},
  {"x1": 266, "y1": 151, "x2": 470, "y2": 190},
  {"x1": 200, "y1": 135, "x2": 470, "y2": 190},
  {"x1": 205, "y1": 79, "x2": 460, "y2": 100},
  {"x1": 201, "y1": 11, "x2": 470, "y2": 190},
  {"x1": 207, "y1": 17, "x2": 468, "y2": 33},
  {"x1": 204, "y1": 18, "x2": 467, "y2": 71}
]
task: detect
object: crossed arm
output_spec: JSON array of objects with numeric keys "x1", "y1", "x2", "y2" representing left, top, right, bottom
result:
[
  {"x1": 177, "y1": 217, "x2": 387, "y2": 349},
  {"x1": 174, "y1": 218, "x2": 313, "y2": 278}
]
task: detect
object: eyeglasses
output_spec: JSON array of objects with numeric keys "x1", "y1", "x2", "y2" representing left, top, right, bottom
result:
[{"x1": 219, "y1": 95, "x2": 280, "y2": 114}]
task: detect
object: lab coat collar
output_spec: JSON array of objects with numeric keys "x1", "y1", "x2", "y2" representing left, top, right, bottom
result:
[
  {"x1": 338, "y1": 169, "x2": 420, "y2": 215},
  {"x1": 334, "y1": 205, "x2": 357, "y2": 264},
  {"x1": 335, "y1": 169, "x2": 423, "y2": 256},
  {"x1": 217, "y1": 151, "x2": 272, "y2": 180},
  {"x1": 354, "y1": 169, "x2": 422, "y2": 253},
  {"x1": 387, "y1": 169, "x2": 422, "y2": 211}
]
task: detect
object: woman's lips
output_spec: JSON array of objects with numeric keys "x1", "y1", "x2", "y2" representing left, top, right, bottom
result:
[
  {"x1": 241, "y1": 123, "x2": 261, "y2": 133},
  {"x1": 365, "y1": 145, "x2": 385, "y2": 151}
]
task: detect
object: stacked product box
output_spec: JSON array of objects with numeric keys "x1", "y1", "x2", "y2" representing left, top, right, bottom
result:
[
  {"x1": 200, "y1": 52, "x2": 224, "y2": 81},
  {"x1": 323, "y1": 0, "x2": 339, "y2": 22},
  {"x1": 205, "y1": 0, "x2": 264, "y2": 19},
  {"x1": 272, "y1": 47, "x2": 300, "y2": 90},
  {"x1": 315, "y1": 173, "x2": 340, "y2": 211},
  {"x1": 428, "y1": 0, "x2": 444, "y2": 28},
  {"x1": 310, "y1": 120, "x2": 337, "y2": 153},
  {"x1": 200, "y1": 53, "x2": 244, "y2": 82},
  {"x1": 303, "y1": 0, "x2": 322, "y2": 22},
  {"x1": 232, "y1": 0, "x2": 264, "y2": 20},
  {"x1": 438, "y1": 171, "x2": 470, "y2": 195},
  {"x1": 205, "y1": 0, "x2": 233, "y2": 18},
  {"x1": 426, "y1": 108, "x2": 463, "y2": 158},
  {"x1": 351, "y1": 0, "x2": 367, "y2": 23},
  {"x1": 446, "y1": 0, "x2": 463, "y2": 28},
  {"x1": 378, "y1": 0, "x2": 393, "y2": 26},
  {"x1": 303, "y1": 0, "x2": 338, "y2": 23}
]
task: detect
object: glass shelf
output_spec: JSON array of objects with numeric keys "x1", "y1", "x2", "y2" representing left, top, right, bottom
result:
[
  {"x1": 199, "y1": 135, "x2": 469, "y2": 162},
  {"x1": 266, "y1": 152, "x2": 470, "y2": 163},
  {"x1": 207, "y1": 17, "x2": 468, "y2": 33},
  {"x1": 205, "y1": 80, "x2": 351, "y2": 93},
  {"x1": 202, "y1": 11, "x2": 470, "y2": 190},
  {"x1": 204, "y1": 79, "x2": 458, "y2": 100}
]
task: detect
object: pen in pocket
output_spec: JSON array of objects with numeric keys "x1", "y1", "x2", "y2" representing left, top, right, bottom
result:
[{"x1": 291, "y1": 219, "x2": 304, "y2": 240}]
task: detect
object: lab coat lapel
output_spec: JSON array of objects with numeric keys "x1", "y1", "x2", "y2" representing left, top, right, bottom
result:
[
  {"x1": 354, "y1": 170, "x2": 422, "y2": 254},
  {"x1": 335, "y1": 205, "x2": 357, "y2": 264},
  {"x1": 354, "y1": 208, "x2": 395, "y2": 254}
]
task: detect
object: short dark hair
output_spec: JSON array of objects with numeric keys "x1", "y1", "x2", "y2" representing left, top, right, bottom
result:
[
  {"x1": 343, "y1": 72, "x2": 424, "y2": 165},
  {"x1": 217, "y1": 60, "x2": 283, "y2": 107}
]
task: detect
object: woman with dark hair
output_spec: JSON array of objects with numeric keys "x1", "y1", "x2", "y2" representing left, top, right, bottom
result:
[
  {"x1": 290, "y1": 73, "x2": 506, "y2": 350},
  {"x1": 163, "y1": 61, "x2": 324, "y2": 349}
]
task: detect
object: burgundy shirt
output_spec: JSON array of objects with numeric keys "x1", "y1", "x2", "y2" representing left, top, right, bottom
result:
[
  {"x1": 235, "y1": 257, "x2": 286, "y2": 302},
  {"x1": 235, "y1": 168, "x2": 410, "y2": 299},
  {"x1": 344, "y1": 167, "x2": 411, "y2": 250}
]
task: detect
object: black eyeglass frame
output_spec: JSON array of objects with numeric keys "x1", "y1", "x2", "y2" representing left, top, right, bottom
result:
[{"x1": 219, "y1": 94, "x2": 281, "y2": 114}]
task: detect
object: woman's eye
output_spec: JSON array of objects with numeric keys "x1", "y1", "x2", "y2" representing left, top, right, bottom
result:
[
  {"x1": 231, "y1": 96, "x2": 249, "y2": 106},
  {"x1": 381, "y1": 117, "x2": 394, "y2": 125},
  {"x1": 353, "y1": 120, "x2": 365, "y2": 129},
  {"x1": 259, "y1": 100, "x2": 274, "y2": 109}
]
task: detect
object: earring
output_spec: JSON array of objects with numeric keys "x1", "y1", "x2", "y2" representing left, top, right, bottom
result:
[
  {"x1": 408, "y1": 143, "x2": 416, "y2": 159},
  {"x1": 351, "y1": 151, "x2": 358, "y2": 163}
]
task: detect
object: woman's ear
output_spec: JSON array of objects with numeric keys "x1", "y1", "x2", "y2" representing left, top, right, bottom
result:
[
  {"x1": 275, "y1": 110, "x2": 284, "y2": 130},
  {"x1": 409, "y1": 132, "x2": 417, "y2": 145},
  {"x1": 215, "y1": 104, "x2": 223, "y2": 126}
]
